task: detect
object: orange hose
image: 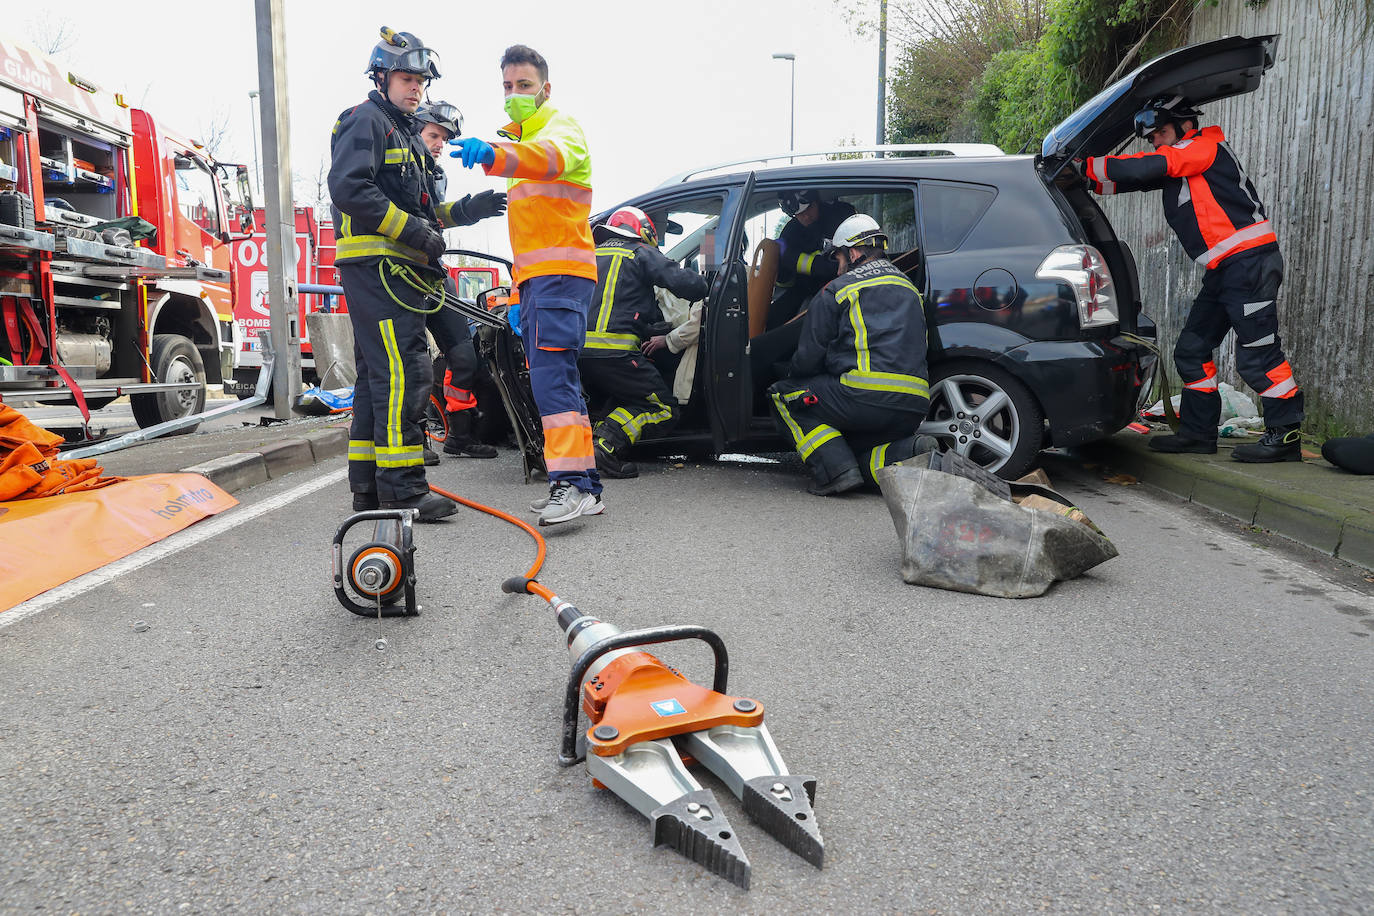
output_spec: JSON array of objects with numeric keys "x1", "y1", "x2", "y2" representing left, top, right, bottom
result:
[{"x1": 428, "y1": 483, "x2": 546, "y2": 581}]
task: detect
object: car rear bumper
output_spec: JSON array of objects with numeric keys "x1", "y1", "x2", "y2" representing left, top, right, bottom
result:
[{"x1": 996, "y1": 336, "x2": 1153, "y2": 448}]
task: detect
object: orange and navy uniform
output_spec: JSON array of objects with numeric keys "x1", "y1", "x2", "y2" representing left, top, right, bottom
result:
[
  {"x1": 1085, "y1": 124, "x2": 1302, "y2": 438},
  {"x1": 1084, "y1": 126, "x2": 1275, "y2": 269}
]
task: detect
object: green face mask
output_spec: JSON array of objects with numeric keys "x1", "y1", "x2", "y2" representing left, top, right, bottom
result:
[{"x1": 503, "y1": 91, "x2": 542, "y2": 123}]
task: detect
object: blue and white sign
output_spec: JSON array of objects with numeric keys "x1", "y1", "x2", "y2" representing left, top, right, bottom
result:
[{"x1": 651, "y1": 698, "x2": 686, "y2": 717}]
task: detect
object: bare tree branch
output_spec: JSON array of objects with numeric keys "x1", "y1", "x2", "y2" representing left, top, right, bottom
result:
[{"x1": 27, "y1": 16, "x2": 78, "y2": 56}]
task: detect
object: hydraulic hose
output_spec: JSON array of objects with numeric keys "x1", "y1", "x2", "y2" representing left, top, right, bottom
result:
[{"x1": 426, "y1": 483, "x2": 547, "y2": 585}]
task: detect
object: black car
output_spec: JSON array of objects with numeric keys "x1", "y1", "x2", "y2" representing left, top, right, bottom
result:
[{"x1": 476, "y1": 34, "x2": 1276, "y2": 482}]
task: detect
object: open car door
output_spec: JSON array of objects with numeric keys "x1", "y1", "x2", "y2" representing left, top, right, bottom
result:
[{"x1": 703, "y1": 172, "x2": 755, "y2": 450}]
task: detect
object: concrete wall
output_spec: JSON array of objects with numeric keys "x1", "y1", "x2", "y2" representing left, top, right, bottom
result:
[{"x1": 1098, "y1": 1, "x2": 1374, "y2": 432}]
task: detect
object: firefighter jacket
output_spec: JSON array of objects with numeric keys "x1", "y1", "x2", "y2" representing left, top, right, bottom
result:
[
  {"x1": 482, "y1": 104, "x2": 596, "y2": 288},
  {"x1": 1084, "y1": 125, "x2": 1277, "y2": 269},
  {"x1": 329, "y1": 91, "x2": 461, "y2": 267},
  {"x1": 584, "y1": 237, "x2": 709, "y2": 358},
  {"x1": 789, "y1": 257, "x2": 929, "y2": 409},
  {"x1": 777, "y1": 199, "x2": 857, "y2": 291}
]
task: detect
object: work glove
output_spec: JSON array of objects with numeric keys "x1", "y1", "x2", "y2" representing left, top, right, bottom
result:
[
  {"x1": 450, "y1": 137, "x2": 496, "y2": 169},
  {"x1": 418, "y1": 228, "x2": 447, "y2": 263},
  {"x1": 456, "y1": 189, "x2": 507, "y2": 223},
  {"x1": 506, "y1": 301, "x2": 522, "y2": 336},
  {"x1": 399, "y1": 219, "x2": 448, "y2": 263}
]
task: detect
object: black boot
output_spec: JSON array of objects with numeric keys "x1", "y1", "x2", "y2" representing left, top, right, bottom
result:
[
  {"x1": 594, "y1": 437, "x2": 639, "y2": 479},
  {"x1": 1148, "y1": 433, "x2": 1217, "y2": 454},
  {"x1": 424, "y1": 446, "x2": 440, "y2": 466},
  {"x1": 381, "y1": 491, "x2": 459, "y2": 522},
  {"x1": 807, "y1": 467, "x2": 863, "y2": 496},
  {"x1": 1232, "y1": 424, "x2": 1302, "y2": 463},
  {"x1": 443, "y1": 411, "x2": 499, "y2": 458},
  {"x1": 352, "y1": 492, "x2": 379, "y2": 511}
]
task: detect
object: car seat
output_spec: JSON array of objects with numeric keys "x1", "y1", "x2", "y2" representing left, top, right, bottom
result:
[{"x1": 747, "y1": 239, "x2": 779, "y2": 338}]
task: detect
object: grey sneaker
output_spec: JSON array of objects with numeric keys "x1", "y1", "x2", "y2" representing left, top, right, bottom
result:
[{"x1": 537, "y1": 483, "x2": 604, "y2": 526}]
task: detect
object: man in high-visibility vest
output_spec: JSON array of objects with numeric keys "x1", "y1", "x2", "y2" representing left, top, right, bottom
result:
[{"x1": 451, "y1": 44, "x2": 600, "y2": 526}]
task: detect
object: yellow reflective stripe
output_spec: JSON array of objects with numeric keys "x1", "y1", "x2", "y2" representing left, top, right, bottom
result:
[
  {"x1": 771, "y1": 391, "x2": 839, "y2": 458},
  {"x1": 834, "y1": 274, "x2": 920, "y2": 300},
  {"x1": 341, "y1": 213, "x2": 351, "y2": 236},
  {"x1": 434, "y1": 201, "x2": 457, "y2": 228},
  {"x1": 607, "y1": 408, "x2": 635, "y2": 426},
  {"x1": 583, "y1": 332, "x2": 639, "y2": 351},
  {"x1": 840, "y1": 370, "x2": 930, "y2": 397},
  {"x1": 348, "y1": 440, "x2": 376, "y2": 461},
  {"x1": 378, "y1": 202, "x2": 409, "y2": 240},
  {"x1": 847, "y1": 296, "x2": 872, "y2": 373},
  {"x1": 869, "y1": 441, "x2": 890, "y2": 480},
  {"x1": 619, "y1": 393, "x2": 673, "y2": 443},
  {"x1": 594, "y1": 247, "x2": 635, "y2": 332},
  {"x1": 797, "y1": 251, "x2": 818, "y2": 275},
  {"x1": 383, "y1": 147, "x2": 410, "y2": 165},
  {"x1": 335, "y1": 234, "x2": 428, "y2": 264},
  {"x1": 380, "y1": 319, "x2": 404, "y2": 450},
  {"x1": 377, "y1": 444, "x2": 424, "y2": 467}
]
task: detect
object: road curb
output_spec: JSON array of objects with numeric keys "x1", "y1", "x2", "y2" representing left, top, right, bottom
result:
[
  {"x1": 180, "y1": 422, "x2": 349, "y2": 496},
  {"x1": 1073, "y1": 433, "x2": 1373, "y2": 570}
]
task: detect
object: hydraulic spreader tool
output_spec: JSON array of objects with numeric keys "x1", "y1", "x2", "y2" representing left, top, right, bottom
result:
[
  {"x1": 332, "y1": 483, "x2": 823, "y2": 888},
  {"x1": 501, "y1": 575, "x2": 825, "y2": 888}
]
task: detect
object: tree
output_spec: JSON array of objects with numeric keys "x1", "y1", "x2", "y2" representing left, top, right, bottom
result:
[
  {"x1": 27, "y1": 16, "x2": 78, "y2": 56},
  {"x1": 196, "y1": 107, "x2": 233, "y2": 159}
]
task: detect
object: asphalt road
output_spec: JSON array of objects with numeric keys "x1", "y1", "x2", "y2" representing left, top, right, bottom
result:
[{"x1": 2, "y1": 452, "x2": 1371, "y2": 912}]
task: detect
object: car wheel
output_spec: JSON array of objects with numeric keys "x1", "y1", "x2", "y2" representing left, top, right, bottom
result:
[{"x1": 918, "y1": 359, "x2": 1044, "y2": 479}]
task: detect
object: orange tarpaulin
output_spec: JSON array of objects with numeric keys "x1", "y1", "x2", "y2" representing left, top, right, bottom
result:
[
  {"x1": 0, "y1": 403, "x2": 123, "y2": 500},
  {"x1": 0, "y1": 472, "x2": 238, "y2": 611}
]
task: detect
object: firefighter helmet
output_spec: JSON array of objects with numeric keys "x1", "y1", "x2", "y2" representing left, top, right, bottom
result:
[
  {"x1": 416, "y1": 101, "x2": 463, "y2": 139},
  {"x1": 367, "y1": 27, "x2": 441, "y2": 81},
  {"x1": 779, "y1": 188, "x2": 821, "y2": 218},
  {"x1": 1133, "y1": 95, "x2": 1202, "y2": 139},
  {"x1": 823, "y1": 213, "x2": 888, "y2": 256},
  {"x1": 599, "y1": 206, "x2": 657, "y2": 246}
]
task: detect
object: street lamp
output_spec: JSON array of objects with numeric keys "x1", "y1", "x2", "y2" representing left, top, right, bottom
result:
[
  {"x1": 248, "y1": 89, "x2": 262, "y2": 198},
  {"x1": 772, "y1": 52, "x2": 795, "y2": 163}
]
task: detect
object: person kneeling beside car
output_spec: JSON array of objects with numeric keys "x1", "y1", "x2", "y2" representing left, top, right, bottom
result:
[{"x1": 768, "y1": 214, "x2": 931, "y2": 496}]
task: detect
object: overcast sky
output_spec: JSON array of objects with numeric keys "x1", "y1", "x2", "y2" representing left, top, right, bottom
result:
[{"x1": 23, "y1": 0, "x2": 890, "y2": 259}]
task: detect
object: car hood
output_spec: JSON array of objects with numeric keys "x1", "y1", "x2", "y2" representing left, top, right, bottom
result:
[{"x1": 1041, "y1": 34, "x2": 1277, "y2": 160}]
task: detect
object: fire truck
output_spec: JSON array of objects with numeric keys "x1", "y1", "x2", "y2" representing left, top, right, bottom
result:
[{"x1": 0, "y1": 35, "x2": 253, "y2": 433}]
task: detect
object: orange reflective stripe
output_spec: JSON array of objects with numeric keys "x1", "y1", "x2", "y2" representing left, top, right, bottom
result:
[
  {"x1": 507, "y1": 181, "x2": 594, "y2": 205},
  {"x1": 1183, "y1": 360, "x2": 1218, "y2": 392},
  {"x1": 1261, "y1": 361, "x2": 1299, "y2": 399},
  {"x1": 514, "y1": 245, "x2": 598, "y2": 275},
  {"x1": 489, "y1": 140, "x2": 564, "y2": 180},
  {"x1": 541, "y1": 410, "x2": 590, "y2": 431},
  {"x1": 1265, "y1": 361, "x2": 1293, "y2": 384}
]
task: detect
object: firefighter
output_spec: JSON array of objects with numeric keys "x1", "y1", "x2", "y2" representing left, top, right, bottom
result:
[
  {"x1": 450, "y1": 44, "x2": 601, "y2": 526},
  {"x1": 1082, "y1": 95, "x2": 1304, "y2": 462},
  {"x1": 768, "y1": 214, "x2": 930, "y2": 496},
  {"x1": 414, "y1": 100, "x2": 504, "y2": 459},
  {"x1": 581, "y1": 206, "x2": 709, "y2": 479},
  {"x1": 768, "y1": 190, "x2": 857, "y2": 329},
  {"x1": 327, "y1": 27, "x2": 459, "y2": 520}
]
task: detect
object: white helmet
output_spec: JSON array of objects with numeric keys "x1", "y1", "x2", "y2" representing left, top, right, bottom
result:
[{"x1": 824, "y1": 213, "x2": 888, "y2": 256}]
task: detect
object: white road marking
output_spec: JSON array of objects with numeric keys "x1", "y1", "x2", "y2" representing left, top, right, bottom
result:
[{"x1": 0, "y1": 468, "x2": 348, "y2": 630}]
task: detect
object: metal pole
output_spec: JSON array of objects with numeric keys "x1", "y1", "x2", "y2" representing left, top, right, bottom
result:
[
  {"x1": 248, "y1": 90, "x2": 262, "y2": 198},
  {"x1": 254, "y1": 0, "x2": 301, "y2": 420},
  {"x1": 877, "y1": 0, "x2": 888, "y2": 157},
  {"x1": 789, "y1": 58, "x2": 796, "y2": 164}
]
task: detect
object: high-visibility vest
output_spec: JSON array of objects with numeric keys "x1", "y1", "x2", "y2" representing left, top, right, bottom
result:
[{"x1": 485, "y1": 105, "x2": 596, "y2": 288}]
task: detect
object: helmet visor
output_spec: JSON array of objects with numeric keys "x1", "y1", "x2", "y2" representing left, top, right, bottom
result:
[
  {"x1": 392, "y1": 47, "x2": 441, "y2": 80},
  {"x1": 422, "y1": 102, "x2": 463, "y2": 137},
  {"x1": 1133, "y1": 108, "x2": 1166, "y2": 139}
]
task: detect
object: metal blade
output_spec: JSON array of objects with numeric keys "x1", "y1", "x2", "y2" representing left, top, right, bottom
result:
[
  {"x1": 651, "y1": 788, "x2": 751, "y2": 889},
  {"x1": 741, "y1": 774, "x2": 824, "y2": 868}
]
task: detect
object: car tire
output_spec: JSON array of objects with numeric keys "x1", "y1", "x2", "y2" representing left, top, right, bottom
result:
[
  {"x1": 918, "y1": 359, "x2": 1044, "y2": 480},
  {"x1": 130, "y1": 334, "x2": 206, "y2": 434}
]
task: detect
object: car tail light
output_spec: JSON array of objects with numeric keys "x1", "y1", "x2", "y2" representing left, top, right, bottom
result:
[{"x1": 1035, "y1": 244, "x2": 1118, "y2": 329}]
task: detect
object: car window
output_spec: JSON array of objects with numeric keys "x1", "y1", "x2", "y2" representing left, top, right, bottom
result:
[
  {"x1": 743, "y1": 186, "x2": 920, "y2": 263},
  {"x1": 175, "y1": 154, "x2": 221, "y2": 236},
  {"x1": 643, "y1": 194, "x2": 728, "y2": 273},
  {"x1": 918, "y1": 181, "x2": 995, "y2": 254}
]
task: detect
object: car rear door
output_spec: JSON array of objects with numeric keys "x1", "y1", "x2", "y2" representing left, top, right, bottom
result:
[{"x1": 703, "y1": 171, "x2": 755, "y2": 449}]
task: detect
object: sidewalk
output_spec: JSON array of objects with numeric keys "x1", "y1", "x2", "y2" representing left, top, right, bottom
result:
[{"x1": 1073, "y1": 430, "x2": 1374, "y2": 571}]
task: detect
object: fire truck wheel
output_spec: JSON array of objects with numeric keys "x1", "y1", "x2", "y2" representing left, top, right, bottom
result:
[{"x1": 131, "y1": 334, "x2": 207, "y2": 434}]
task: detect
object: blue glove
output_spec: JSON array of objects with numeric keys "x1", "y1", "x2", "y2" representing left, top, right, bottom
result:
[
  {"x1": 507, "y1": 301, "x2": 522, "y2": 337},
  {"x1": 449, "y1": 137, "x2": 495, "y2": 169}
]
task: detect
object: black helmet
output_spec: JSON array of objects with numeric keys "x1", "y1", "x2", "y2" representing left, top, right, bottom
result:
[
  {"x1": 367, "y1": 27, "x2": 441, "y2": 81},
  {"x1": 416, "y1": 101, "x2": 463, "y2": 139},
  {"x1": 1133, "y1": 95, "x2": 1202, "y2": 139},
  {"x1": 779, "y1": 188, "x2": 821, "y2": 217}
]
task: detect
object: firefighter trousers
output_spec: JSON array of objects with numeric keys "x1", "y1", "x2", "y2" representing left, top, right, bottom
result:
[
  {"x1": 768, "y1": 376, "x2": 927, "y2": 487},
  {"x1": 579, "y1": 353, "x2": 679, "y2": 453},
  {"x1": 339, "y1": 259, "x2": 433, "y2": 503},
  {"x1": 517, "y1": 274, "x2": 601, "y2": 495},
  {"x1": 1175, "y1": 245, "x2": 1303, "y2": 441}
]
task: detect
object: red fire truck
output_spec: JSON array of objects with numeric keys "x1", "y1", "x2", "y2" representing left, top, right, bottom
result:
[{"x1": 0, "y1": 35, "x2": 253, "y2": 432}]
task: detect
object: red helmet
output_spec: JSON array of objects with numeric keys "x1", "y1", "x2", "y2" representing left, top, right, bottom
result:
[{"x1": 602, "y1": 205, "x2": 657, "y2": 246}]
